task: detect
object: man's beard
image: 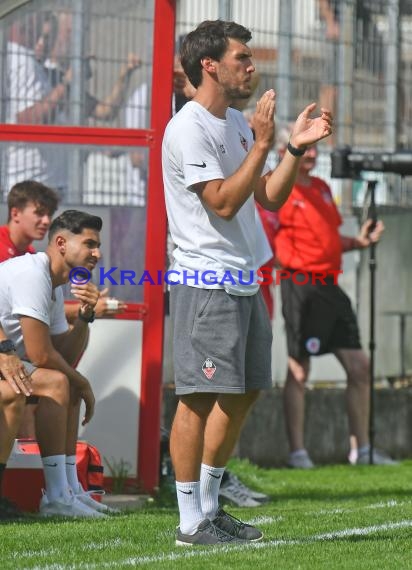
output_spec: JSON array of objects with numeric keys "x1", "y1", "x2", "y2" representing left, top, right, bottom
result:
[{"x1": 225, "y1": 85, "x2": 251, "y2": 101}]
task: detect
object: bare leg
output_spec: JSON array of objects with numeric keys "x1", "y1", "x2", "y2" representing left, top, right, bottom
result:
[
  {"x1": 170, "y1": 393, "x2": 216, "y2": 482},
  {"x1": 171, "y1": 390, "x2": 260, "y2": 480},
  {"x1": 66, "y1": 384, "x2": 81, "y2": 457},
  {"x1": 334, "y1": 349, "x2": 370, "y2": 448},
  {"x1": 17, "y1": 404, "x2": 37, "y2": 439},
  {"x1": 202, "y1": 391, "x2": 260, "y2": 467},
  {"x1": 31, "y1": 369, "x2": 70, "y2": 457},
  {"x1": 283, "y1": 357, "x2": 310, "y2": 452},
  {"x1": 0, "y1": 385, "x2": 25, "y2": 463}
]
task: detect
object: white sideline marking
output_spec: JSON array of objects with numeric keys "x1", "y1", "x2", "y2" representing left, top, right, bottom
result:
[
  {"x1": 11, "y1": 539, "x2": 131, "y2": 560},
  {"x1": 365, "y1": 500, "x2": 401, "y2": 509},
  {"x1": 28, "y1": 519, "x2": 412, "y2": 569},
  {"x1": 309, "y1": 499, "x2": 411, "y2": 517},
  {"x1": 247, "y1": 515, "x2": 284, "y2": 525}
]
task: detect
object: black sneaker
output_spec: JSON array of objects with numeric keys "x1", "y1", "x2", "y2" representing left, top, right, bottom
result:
[
  {"x1": 0, "y1": 497, "x2": 25, "y2": 521},
  {"x1": 212, "y1": 507, "x2": 263, "y2": 541},
  {"x1": 176, "y1": 518, "x2": 245, "y2": 546}
]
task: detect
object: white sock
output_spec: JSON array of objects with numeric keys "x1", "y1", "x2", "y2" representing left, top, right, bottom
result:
[
  {"x1": 175, "y1": 480, "x2": 204, "y2": 535},
  {"x1": 41, "y1": 455, "x2": 68, "y2": 502},
  {"x1": 65, "y1": 455, "x2": 80, "y2": 492},
  {"x1": 200, "y1": 463, "x2": 225, "y2": 520}
]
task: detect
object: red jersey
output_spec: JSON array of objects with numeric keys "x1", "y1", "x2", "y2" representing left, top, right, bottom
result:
[
  {"x1": 256, "y1": 202, "x2": 280, "y2": 319},
  {"x1": 0, "y1": 225, "x2": 36, "y2": 262},
  {"x1": 275, "y1": 176, "x2": 343, "y2": 272}
]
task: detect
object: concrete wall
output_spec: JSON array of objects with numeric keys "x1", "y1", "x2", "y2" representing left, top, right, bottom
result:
[
  {"x1": 238, "y1": 388, "x2": 412, "y2": 466},
  {"x1": 162, "y1": 386, "x2": 412, "y2": 466}
]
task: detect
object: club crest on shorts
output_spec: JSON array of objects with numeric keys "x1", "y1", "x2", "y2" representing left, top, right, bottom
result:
[
  {"x1": 202, "y1": 358, "x2": 216, "y2": 380},
  {"x1": 305, "y1": 337, "x2": 321, "y2": 354}
]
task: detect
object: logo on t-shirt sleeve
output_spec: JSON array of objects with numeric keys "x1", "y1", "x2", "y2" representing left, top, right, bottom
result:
[{"x1": 239, "y1": 132, "x2": 248, "y2": 152}]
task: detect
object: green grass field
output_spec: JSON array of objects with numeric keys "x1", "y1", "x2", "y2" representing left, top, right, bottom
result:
[{"x1": 2, "y1": 458, "x2": 412, "y2": 569}]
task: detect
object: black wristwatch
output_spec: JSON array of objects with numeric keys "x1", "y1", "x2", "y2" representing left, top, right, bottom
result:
[
  {"x1": 0, "y1": 339, "x2": 16, "y2": 353},
  {"x1": 78, "y1": 309, "x2": 96, "y2": 323},
  {"x1": 287, "y1": 141, "x2": 306, "y2": 157}
]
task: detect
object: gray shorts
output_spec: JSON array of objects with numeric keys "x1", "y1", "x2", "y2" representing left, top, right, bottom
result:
[
  {"x1": 22, "y1": 361, "x2": 39, "y2": 403},
  {"x1": 170, "y1": 285, "x2": 273, "y2": 395},
  {"x1": 22, "y1": 360, "x2": 36, "y2": 375}
]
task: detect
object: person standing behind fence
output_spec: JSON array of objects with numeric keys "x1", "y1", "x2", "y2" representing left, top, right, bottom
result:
[
  {"x1": 317, "y1": 0, "x2": 384, "y2": 144},
  {"x1": 162, "y1": 19, "x2": 332, "y2": 546},
  {"x1": 5, "y1": 10, "x2": 140, "y2": 198},
  {"x1": 274, "y1": 126, "x2": 396, "y2": 469}
]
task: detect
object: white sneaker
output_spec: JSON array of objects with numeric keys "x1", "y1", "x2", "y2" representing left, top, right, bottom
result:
[
  {"x1": 75, "y1": 484, "x2": 120, "y2": 514},
  {"x1": 356, "y1": 448, "x2": 398, "y2": 466},
  {"x1": 287, "y1": 450, "x2": 314, "y2": 469},
  {"x1": 39, "y1": 488, "x2": 106, "y2": 518}
]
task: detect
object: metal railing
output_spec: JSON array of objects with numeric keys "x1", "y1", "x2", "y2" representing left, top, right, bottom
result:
[{"x1": 1, "y1": 0, "x2": 412, "y2": 207}]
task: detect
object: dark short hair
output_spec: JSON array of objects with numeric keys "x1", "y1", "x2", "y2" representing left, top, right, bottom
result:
[
  {"x1": 180, "y1": 20, "x2": 252, "y2": 88},
  {"x1": 7, "y1": 180, "x2": 59, "y2": 221},
  {"x1": 48, "y1": 210, "x2": 103, "y2": 240},
  {"x1": 17, "y1": 10, "x2": 59, "y2": 51}
]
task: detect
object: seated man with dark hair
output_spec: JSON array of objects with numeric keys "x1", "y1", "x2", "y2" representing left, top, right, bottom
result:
[
  {"x1": 0, "y1": 180, "x2": 126, "y2": 441},
  {"x1": 0, "y1": 209, "x2": 116, "y2": 517}
]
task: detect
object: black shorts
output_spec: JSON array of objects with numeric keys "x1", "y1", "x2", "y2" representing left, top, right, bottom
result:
[
  {"x1": 280, "y1": 273, "x2": 362, "y2": 360},
  {"x1": 26, "y1": 396, "x2": 39, "y2": 405}
]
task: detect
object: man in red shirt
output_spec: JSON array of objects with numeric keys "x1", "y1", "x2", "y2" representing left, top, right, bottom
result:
[
  {"x1": 0, "y1": 181, "x2": 57, "y2": 262},
  {"x1": 274, "y1": 133, "x2": 396, "y2": 468}
]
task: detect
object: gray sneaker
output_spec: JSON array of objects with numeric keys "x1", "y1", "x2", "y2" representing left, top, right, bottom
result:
[
  {"x1": 212, "y1": 507, "x2": 263, "y2": 541},
  {"x1": 287, "y1": 450, "x2": 314, "y2": 469},
  {"x1": 356, "y1": 448, "x2": 398, "y2": 466},
  {"x1": 219, "y1": 476, "x2": 263, "y2": 507},
  {"x1": 222, "y1": 472, "x2": 269, "y2": 502},
  {"x1": 176, "y1": 518, "x2": 245, "y2": 546}
]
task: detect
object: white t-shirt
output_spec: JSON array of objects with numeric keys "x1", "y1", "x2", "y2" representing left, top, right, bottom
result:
[
  {"x1": 162, "y1": 101, "x2": 272, "y2": 295},
  {"x1": 6, "y1": 42, "x2": 68, "y2": 191},
  {"x1": 0, "y1": 252, "x2": 68, "y2": 360}
]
